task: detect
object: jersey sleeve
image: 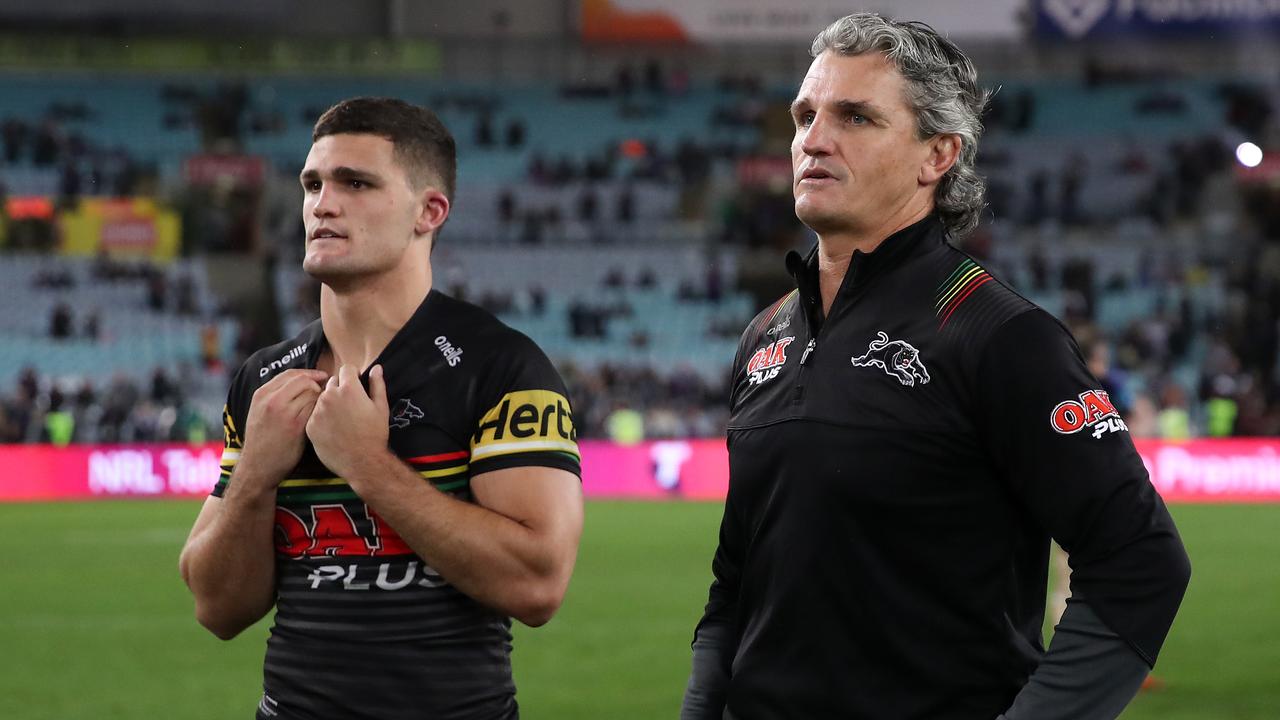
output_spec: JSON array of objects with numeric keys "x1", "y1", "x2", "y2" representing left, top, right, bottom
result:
[
  {"x1": 211, "y1": 365, "x2": 251, "y2": 498},
  {"x1": 468, "y1": 333, "x2": 581, "y2": 478},
  {"x1": 977, "y1": 309, "x2": 1191, "y2": 666}
]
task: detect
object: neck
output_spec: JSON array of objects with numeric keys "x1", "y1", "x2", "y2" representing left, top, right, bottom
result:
[
  {"x1": 319, "y1": 256, "x2": 432, "y2": 372},
  {"x1": 815, "y1": 202, "x2": 931, "y2": 316}
]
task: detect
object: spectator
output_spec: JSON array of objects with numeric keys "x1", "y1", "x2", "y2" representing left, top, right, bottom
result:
[
  {"x1": 616, "y1": 185, "x2": 635, "y2": 224},
  {"x1": 82, "y1": 311, "x2": 101, "y2": 341},
  {"x1": 497, "y1": 189, "x2": 516, "y2": 223},
  {"x1": 49, "y1": 303, "x2": 74, "y2": 339},
  {"x1": 475, "y1": 112, "x2": 495, "y2": 147},
  {"x1": 505, "y1": 118, "x2": 526, "y2": 148}
]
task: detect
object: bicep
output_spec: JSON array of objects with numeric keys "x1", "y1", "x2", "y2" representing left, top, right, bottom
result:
[{"x1": 470, "y1": 466, "x2": 584, "y2": 548}]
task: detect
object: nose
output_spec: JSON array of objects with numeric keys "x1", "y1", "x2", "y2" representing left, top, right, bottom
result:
[
  {"x1": 311, "y1": 185, "x2": 339, "y2": 218},
  {"x1": 799, "y1": 112, "x2": 835, "y2": 157}
]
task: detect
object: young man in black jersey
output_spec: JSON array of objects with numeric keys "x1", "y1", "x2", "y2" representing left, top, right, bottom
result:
[
  {"x1": 682, "y1": 14, "x2": 1190, "y2": 720},
  {"x1": 180, "y1": 97, "x2": 583, "y2": 720}
]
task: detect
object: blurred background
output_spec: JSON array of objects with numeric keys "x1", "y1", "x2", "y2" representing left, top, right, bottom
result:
[{"x1": 1, "y1": 1, "x2": 1278, "y2": 718}]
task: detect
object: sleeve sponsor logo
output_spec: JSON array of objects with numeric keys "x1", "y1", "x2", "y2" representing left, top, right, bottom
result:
[
  {"x1": 746, "y1": 336, "x2": 794, "y2": 386},
  {"x1": 471, "y1": 390, "x2": 578, "y2": 460},
  {"x1": 851, "y1": 332, "x2": 931, "y2": 387},
  {"x1": 1051, "y1": 389, "x2": 1129, "y2": 439}
]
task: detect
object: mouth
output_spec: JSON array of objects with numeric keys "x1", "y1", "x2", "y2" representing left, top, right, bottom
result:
[
  {"x1": 309, "y1": 228, "x2": 348, "y2": 242},
  {"x1": 798, "y1": 167, "x2": 837, "y2": 184}
]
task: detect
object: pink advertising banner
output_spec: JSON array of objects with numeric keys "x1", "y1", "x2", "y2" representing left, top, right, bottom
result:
[{"x1": 0, "y1": 439, "x2": 1277, "y2": 503}]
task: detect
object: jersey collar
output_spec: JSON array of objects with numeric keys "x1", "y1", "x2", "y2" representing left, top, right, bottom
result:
[{"x1": 290, "y1": 289, "x2": 445, "y2": 380}]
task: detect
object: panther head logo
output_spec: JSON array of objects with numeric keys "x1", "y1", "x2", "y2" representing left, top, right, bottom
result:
[
  {"x1": 389, "y1": 398, "x2": 425, "y2": 429},
  {"x1": 851, "y1": 332, "x2": 931, "y2": 387}
]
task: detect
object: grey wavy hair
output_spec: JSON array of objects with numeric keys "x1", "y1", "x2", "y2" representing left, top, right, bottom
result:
[{"x1": 811, "y1": 13, "x2": 991, "y2": 238}]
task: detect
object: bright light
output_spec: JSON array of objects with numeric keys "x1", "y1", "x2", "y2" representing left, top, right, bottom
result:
[{"x1": 1236, "y1": 141, "x2": 1263, "y2": 168}]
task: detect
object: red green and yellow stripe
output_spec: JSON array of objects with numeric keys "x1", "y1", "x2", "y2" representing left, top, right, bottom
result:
[
  {"x1": 766, "y1": 290, "x2": 797, "y2": 326},
  {"x1": 936, "y1": 259, "x2": 993, "y2": 329},
  {"x1": 755, "y1": 289, "x2": 797, "y2": 336}
]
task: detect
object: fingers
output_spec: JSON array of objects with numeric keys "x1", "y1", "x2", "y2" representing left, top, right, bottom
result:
[
  {"x1": 266, "y1": 368, "x2": 330, "y2": 388},
  {"x1": 338, "y1": 363, "x2": 359, "y2": 390},
  {"x1": 259, "y1": 368, "x2": 330, "y2": 402},
  {"x1": 294, "y1": 384, "x2": 324, "y2": 421}
]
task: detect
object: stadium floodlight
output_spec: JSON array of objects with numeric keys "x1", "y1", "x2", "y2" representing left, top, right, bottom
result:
[{"x1": 1236, "y1": 141, "x2": 1263, "y2": 168}]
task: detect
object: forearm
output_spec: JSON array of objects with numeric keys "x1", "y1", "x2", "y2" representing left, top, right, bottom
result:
[
  {"x1": 352, "y1": 452, "x2": 568, "y2": 626},
  {"x1": 999, "y1": 600, "x2": 1149, "y2": 720},
  {"x1": 179, "y1": 472, "x2": 279, "y2": 639}
]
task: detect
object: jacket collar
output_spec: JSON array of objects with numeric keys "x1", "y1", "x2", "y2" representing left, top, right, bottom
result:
[{"x1": 785, "y1": 214, "x2": 944, "y2": 325}]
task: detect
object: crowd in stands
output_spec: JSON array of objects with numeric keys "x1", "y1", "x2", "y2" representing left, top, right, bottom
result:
[
  {"x1": 1, "y1": 112, "x2": 142, "y2": 203},
  {"x1": 2, "y1": 61, "x2": 1279, "y2": 445},
  {"x1": 562, "y1": 362, "x2": 729, "y2": 442},
  {"x1": 0, "y1": 365, "x2": 213, "y2": 445}
]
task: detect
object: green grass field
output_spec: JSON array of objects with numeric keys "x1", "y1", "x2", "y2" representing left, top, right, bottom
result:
[{"x1": 0, "y1": 500, "x2": 1276, "y2": 719}]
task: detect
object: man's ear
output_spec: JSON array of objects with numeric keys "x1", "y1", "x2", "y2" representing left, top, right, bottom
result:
[
  {"x1": 920, "y1": 134, "x2": 961, "y2": 186},
  {"x1": 415, "y1": 188, "x2": 450, "y2": 237}
]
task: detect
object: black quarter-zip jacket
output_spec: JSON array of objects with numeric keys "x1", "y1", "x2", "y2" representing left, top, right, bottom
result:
[{"x1": 693, "y1": 215, "x2": 1190, "y2": 719}]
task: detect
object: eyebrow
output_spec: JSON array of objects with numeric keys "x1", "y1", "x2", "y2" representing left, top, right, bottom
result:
[
  {"x1": 790, "y1": 98, "x2": 888, "y2": 121},
  {"x1": 299, "y1": 166, "x2": 382, "y2": 184}
]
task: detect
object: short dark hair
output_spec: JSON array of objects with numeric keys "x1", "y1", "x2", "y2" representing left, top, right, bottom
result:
[{"x1": 312, "y1": 97, "x2": 456, "y2": 201}]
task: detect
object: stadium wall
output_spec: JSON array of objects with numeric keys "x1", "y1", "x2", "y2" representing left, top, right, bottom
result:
[{"x1": 2, "y1": 439, "x2": 1279, "y2": 504}]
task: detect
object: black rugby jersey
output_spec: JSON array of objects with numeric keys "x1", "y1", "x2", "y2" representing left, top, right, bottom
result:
[
  {"x1": 693, "y1": 215, "x2": 1189, "y2": 720},
  {"x1": 214, "y1": 289, "x2": 580, "y2": 720}
]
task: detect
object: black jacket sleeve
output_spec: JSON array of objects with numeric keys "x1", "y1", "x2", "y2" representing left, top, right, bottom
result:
[
  {"x1": 681, "y1": 485, "x2": 744, "y2": 720},
  {"x1": 977, "y1": 309, "x2": 1191, "y2": 666},
  {"x1": 682, "y1": 340, "x2": 754, "y2": 718},
  {"x1": 999, "y1": 599, "x2": 1150, "y2": 720}
]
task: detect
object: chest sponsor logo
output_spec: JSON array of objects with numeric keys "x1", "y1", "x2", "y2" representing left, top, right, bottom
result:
[
  {"x1": 304, "y1": 559, "x2": 446, "y2": 591},
  {"x1": 274, "y1": 504, "x2": 448, "y2": 589},
  {"x1": 389, "y1": 398, "x2": 424, "y2": 429},
  {"x1": 746, "y1": 336, "x2": 794, "y2": 386},
  {"x1": 258, "y1": 342, "x2": 308, "y2": 378},
  {"x1": 851, "y1": 332, "x2": 931, "y2": 387},
  {"x1": 275, "y1": 503, "x2": 411, "y2": 559},
  {"x1": 1051, "y1": 389, "x2": 1128, "y2": 439},
  {"x1": 434, "y1": 335, "x2": 463, "y2": 367}
]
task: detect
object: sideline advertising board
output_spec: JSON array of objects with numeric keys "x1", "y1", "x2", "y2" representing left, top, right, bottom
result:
[
  {"x1": 1, "y1": 438, "x2": 1278, "y2": 503},
  {"x1": 581, "y1": 0, "x2": 1022, "y2": 43},
  {"x1": 1034, "y1": 0, "x2": 1280, "y2": 39}
]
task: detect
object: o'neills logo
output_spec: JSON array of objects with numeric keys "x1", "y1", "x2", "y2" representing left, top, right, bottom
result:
[
  {"x1": 1051, "y1": 389, "x2": 1128, "y2": 439},
  {"x1": 434, "y1": 335, "x2": 463, "y2": 367},
  {"x1": 259, "y1": 343, "x2": 308, "y2": 378}
]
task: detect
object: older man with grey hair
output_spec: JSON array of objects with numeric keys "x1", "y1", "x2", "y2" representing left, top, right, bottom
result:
[{"x1": 682, "y1": 13, "x2": 1189, "y2": 720}]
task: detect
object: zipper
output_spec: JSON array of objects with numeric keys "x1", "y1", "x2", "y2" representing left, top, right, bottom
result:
[
  {"x1": 793, "y1": 333, "x2": 818, "y2": 405},
  {"x1": 799, "y1": 339, "x2": 816, "y2": 365}
]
